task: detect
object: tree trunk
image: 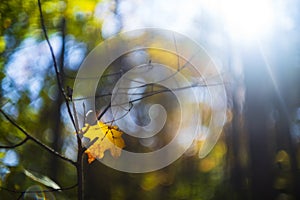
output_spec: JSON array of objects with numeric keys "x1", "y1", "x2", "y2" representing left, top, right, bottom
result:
[{"x1": 243, "y1": 45, "x2": 276, "y2": 200}]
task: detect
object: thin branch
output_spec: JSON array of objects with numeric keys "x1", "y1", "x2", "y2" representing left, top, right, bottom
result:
[
  {"x1": 103, "y1": 103, "x2": 133, "y2": 124},
  {"x1": 37, "y1": 0, "x2": 61, "y2": 91},
  {"x1": 37, "y1": 0, "x2": 78, "y2": 133},
  {"x1": 0, "y1": 109, "x2": 76, "y2": 166},
  {"x1": 95, "y1": 80, "x2": 225, "y2": 122},
  {"x1": 0, "y1": 137, "x2": 29, "y2": 148},
  {"x1": 76, "y1": 134, "x2": 84, "y2": 200},
  {"x1": 16, "y1": 192, "x2": 24, "y2": 200},
  {"x1": 72, "y1": 80, "x2": 227, "y2": 102},
  {"x1": 97, "y1": 103, "x2": 111, "y2": 121},
  {"x1": 82, "y1": 137, "x2": 98, "y2": 153},
  {"x1": 0, "y1": 183, "x2": 78, "y2": 194},
  {"x1": 64, "y1": 71, "x2": 124, "y2": 80},
  {"x1": 107, "y1": 82, "x2": 224, "y2": 108},
  {"x1": 83, "y1": 103, "x2": 86, "y2": 126}
]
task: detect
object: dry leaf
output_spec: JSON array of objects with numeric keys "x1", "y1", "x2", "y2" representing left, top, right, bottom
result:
[{"x1": 81, "y1": 121, "x2": 125, "y2": 163}]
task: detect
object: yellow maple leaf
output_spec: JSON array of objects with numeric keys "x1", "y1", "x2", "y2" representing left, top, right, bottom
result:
[{"x1": 81, "y1": 121, "x2": 125, "y2": 163}]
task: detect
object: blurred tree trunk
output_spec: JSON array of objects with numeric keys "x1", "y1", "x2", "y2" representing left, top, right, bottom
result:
[
  {"x1": 227, "y1": 41, "x2": 300, "y2": 200},
  {"x1": 225, "y1": 40, "x2": 250, "y2": 200},
  {"x1": 48, "y1": 88, "x2": 64, "y2": 180},
  {"x1": 272, "y1": 56, "x2": 300, "y2": 199},
  {"x1": 227, "y1": 97, "x2": 250, "y2": 200},
  {"x1": 48, "y1": 19, "x2": 66, "y2": 180},
  {"x1": 242, "y1": 45, "x2": 276, "y2": 200}
]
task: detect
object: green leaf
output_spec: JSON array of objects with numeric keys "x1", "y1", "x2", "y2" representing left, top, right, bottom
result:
[
  {"x1": 24, "y1": 169, "x2": 60, "y2": 190},
  {"x1": 0, "y1": 151, "x2": 6, "y2": 159}
]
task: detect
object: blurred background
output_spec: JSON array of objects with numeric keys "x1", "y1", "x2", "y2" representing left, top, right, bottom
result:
[{"x1": 1, "y1": 0, "x2": 300, "y2": 199}]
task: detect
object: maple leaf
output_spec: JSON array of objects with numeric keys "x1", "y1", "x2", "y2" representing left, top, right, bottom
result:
[{"x1": 81, "y1": 121, "x2": 125, "y2": 163}]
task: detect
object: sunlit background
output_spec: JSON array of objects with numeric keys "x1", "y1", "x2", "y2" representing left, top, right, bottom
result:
[{"x1": 1, "y1": 0, "x2": 300, "y2": 199}]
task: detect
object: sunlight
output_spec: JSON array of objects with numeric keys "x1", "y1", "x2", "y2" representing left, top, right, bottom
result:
[{"x1": 221, "y1": 0, "x2": 275, "y2": 41}]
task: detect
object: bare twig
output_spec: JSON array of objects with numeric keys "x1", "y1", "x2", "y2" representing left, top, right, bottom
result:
[
  {"x1": 76, "y1": 134, "x2": 84, "y2": 200},
  {"x1": 95, "y1": 80, "x2": 225, "y2": 123},
  {"x1": 72, "y1": 78, "x2": 227, "y2": 102},
  {"x1": 82, "y1": 137, "x2": 99, "y2": 153},
  {"x1": 64, "y1": 71, "x2": 124, "y2": 80},
  {"x1": 16, "y1": 192, "x2": 24, "y2": 200},
  {"x1": 97, "y1": 102, "x2": 111, "y2": 121},
  {"x1": 0, "y1": 137, "x2": 29, "y2": 148},
  {"x1": 37, "y1": 0, "x2": 78, "y2": 133},
  {"x1": 0, "y1": 183, "x2": 78, "y2": 194},
  {"x1": 0, "y1": 109, "x2": 76, "y2": 166},
  {"x1": 103, "y1": 103, "x2": 133, "y2": 124}
]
